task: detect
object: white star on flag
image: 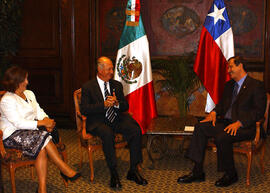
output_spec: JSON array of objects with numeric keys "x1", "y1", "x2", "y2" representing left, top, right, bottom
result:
[{"x1": 207, "y1": 4, "x2": 226, "y2": 25}]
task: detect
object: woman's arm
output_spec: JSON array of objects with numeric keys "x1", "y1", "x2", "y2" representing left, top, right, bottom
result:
[
  {"x1": 0, "y1": 95, "x2": 38, "y2": 130},
  {"x1": 24, "y1": 90, "x2": 48, "y2": 120}
]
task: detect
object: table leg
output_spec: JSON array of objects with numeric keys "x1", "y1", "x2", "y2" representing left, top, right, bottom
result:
[{"x1": 146, "y1": 135, "x2": 167, "y2": 169}]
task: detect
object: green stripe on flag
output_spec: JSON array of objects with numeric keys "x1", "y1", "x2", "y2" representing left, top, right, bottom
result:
[{"x1": 118, "y1": 16, "x2": 146, "y2": 49}]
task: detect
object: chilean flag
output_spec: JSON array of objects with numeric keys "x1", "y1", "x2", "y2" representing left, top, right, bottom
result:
[
  {"x1": 193, "y1": 0, "x2": 234, "y2": 112},
  {"x1": 114, "y1": 0, "x2": 157, "y2": 134}
]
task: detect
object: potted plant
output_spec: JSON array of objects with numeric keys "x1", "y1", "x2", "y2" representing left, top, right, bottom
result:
[
  {"x1": 0, "y1": 0, "x2": 24, "y2": 80},
  {"x1": 153, "y1": 53, "x2": 200, "y2": 117}
]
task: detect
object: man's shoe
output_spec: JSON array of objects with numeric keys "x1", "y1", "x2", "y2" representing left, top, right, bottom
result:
[
  {"x1": 215, "y1": 173, "x2": 238, "y2": 187},
  {"x1": 127, "y1": 169, "x2": 148, "y2": 186},
  {"x1": 177, "y1": 172, "x2": 205, "y2": 183},
  {"x1": 110, "y1": 170, "x2": 122, "y2": 190}
]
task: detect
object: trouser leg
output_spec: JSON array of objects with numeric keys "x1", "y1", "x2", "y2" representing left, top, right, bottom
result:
[
  {"x1": 215, "y1": 127, "x2": 255, "y2": 172},
  {"x1": 116, "y1": 114, "x2": 143, "y2": 170},
  {"x1": 186, "y1": 121, "x2": 227, "y2": 173},
  {"x1": 91, "y1": 124, "x2": 117, "y2": 170}
]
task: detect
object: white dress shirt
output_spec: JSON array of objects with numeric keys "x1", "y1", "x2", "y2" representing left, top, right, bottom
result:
[
  {"x1": 96, "y1": 76, "x2": 119, "y2": 109},
  {"x1": 97, "y1": 75, "x2": 111, "y2": 100},
  {"x1": 0, "y1": 90, "x2": 48, "y2": 140}
]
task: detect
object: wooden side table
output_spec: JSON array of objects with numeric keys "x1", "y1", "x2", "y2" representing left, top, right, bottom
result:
[{"x1": 146, "y1": 116, "x2": 197, "y2": 168}]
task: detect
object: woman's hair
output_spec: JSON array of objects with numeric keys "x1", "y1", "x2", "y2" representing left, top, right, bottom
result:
[{"x1": 2, "y1": 66, "x2": 28, "y2": 93}]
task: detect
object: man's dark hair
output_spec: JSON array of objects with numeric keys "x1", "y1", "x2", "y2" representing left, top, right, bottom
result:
[
  {"x1": 1, "y1": 66, "x2": 28, "y2": 93},
  {"x1": 228, "y1": 56, "x2": 247, "y2": 71}
]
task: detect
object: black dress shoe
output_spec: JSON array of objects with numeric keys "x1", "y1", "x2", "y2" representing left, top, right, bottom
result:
[
  {"x1": 127, "y1": 169, "x2": 148, "y2": 186},
  {"x1": 177, "y1": 172, "x2": 205, "y2": 183},
  {"x1": 110, "y1": 169, "x2": 122, "y2": 189},
  {"x1": 60, "y1": 172, "x2": 81, "y2": 187},
  {"x1": 215, "y1": 172, "x2": 238, "y2": 187}
]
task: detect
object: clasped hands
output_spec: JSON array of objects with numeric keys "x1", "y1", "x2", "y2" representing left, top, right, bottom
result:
[
  {"x1": 200, "y1": 111, "x2": 242, "y2": 136},
  {"x1": 38, "y1": 117, "x2": 56, "y2": 132},
  {"x1": 104, "y1": 92, "x2": 118, "y2": 108}
]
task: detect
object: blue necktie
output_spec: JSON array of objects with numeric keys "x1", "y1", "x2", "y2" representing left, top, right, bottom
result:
[
  {"x1": 104, "y1": 82, "x2": 117, "y2": 123},
  {"x1": 225, "y1": 83, "x2": 239, "y2": 119}
]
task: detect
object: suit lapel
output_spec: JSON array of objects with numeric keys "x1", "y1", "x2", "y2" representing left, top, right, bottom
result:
[
  {"x1": 94, "y1": 78, "x2": 105, "y2": 102},
  {"x1": 109, "y1": 80, "x2": 114, "y2": 96}
]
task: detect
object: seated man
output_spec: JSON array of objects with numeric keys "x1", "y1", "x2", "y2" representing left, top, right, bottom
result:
[
  {"x1": 80, "y1": 56, "x2": 147, "y2": 189},
  {"x1": 177, "y1": 56, "x2": 266, "y2": 187}
]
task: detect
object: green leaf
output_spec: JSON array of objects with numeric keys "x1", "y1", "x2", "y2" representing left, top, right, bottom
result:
[{"x1": 152, "y1": 54, "x2": 200, "y2": 116}]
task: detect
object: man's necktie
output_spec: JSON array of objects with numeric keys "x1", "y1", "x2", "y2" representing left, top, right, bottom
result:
[
  {"x1": 225, "y1": 82, "x2": 239, "y2": 119},
  {"x1": 104, "y1": 82, "x2": 117, "y2": 123}
]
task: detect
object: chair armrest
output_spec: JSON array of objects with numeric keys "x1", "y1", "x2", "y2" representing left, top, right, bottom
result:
[
  {"x1": 76, "y1": 112, "x2": 93, "y2": 140},
  {"x1": 0, "y1": 130, "x2": 7, "y2": 159},
  {"x1": 253, "y1": 121, "x2": 262, "y2": 145}
]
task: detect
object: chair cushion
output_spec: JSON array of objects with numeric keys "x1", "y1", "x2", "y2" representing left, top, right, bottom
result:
[{"x1": 2, "y1": 149, "x2": 34, "y2": 163}]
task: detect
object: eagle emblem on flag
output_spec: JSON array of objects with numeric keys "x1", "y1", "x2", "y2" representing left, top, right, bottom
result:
[{"x1": 116, "y1": 55, "x2": 142, "y2": 84}]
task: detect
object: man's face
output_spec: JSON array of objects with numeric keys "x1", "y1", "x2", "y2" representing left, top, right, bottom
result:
[
  {"x1": 228, "y1": 58, "x2": 242, "y2": 81},
  {"x1": 98, "y1": 59, "x2": 114, "y2": 82}
]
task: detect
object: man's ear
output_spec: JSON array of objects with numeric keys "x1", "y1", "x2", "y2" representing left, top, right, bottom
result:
[{"x1": 239, "y1": 63, "x2": 244, "y2": 70}]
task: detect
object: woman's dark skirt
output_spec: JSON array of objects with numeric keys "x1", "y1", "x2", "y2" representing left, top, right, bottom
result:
[{"x1": 3, "y1": 129, "x2": 51, "y2": 159}]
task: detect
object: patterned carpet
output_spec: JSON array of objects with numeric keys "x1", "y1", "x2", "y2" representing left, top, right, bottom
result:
[{"x1": 2, "y1": 129, "x2": 270, "y2": 193}]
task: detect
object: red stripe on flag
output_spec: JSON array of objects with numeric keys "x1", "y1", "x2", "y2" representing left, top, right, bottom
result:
[
  {"x1": 193, "y1": 27, "x2": 230, "y2": 105},
  {"x1": 135, "y1": 0, "x2": 141, "y2": 22},
  {"x1": 126, "y1": 81, "x2": 157, "y2": 134}
]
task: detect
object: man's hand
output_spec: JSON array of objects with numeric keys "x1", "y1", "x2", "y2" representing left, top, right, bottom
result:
[
  {"x1": 200, "y1": 111, "x2": 216, "y2": 126},
  {"x1": 111, "y1": 92, "x2": 118, "y2": 106},
  {"x1": 104, "y1": 100, "x2": 114, "y2": 108},
  {"x1": 106, "y1": 91, "x2": 118, "y2": 106},
  {"x1": 224, "y1": 121, "x2": 242, "y2": 136}
]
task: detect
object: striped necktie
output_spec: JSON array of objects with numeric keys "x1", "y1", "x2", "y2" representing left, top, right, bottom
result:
[{"x1": 104, "y1": 82, "x2": 117, "y2": 123}]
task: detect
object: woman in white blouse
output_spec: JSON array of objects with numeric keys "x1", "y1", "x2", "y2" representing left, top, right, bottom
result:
[{"x1": 0, "y1": 66, "x2": 80, "y2": 193}]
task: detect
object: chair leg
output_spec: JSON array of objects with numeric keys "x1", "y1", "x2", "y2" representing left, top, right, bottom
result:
[
  {"x1": 0, "y1": 164, "x2": 4, "y2": 193},
  {"x1": 9, "y1": 165, "x2": 16, "y2": 193},
  {"x1": 246, "y1": 151, "x2": 252, "y2": 186},
  {"x1": 87, "y1": 148, "x2": 94, "y2": 182},
  {"x1": 260, "y1": 144, "x2": 266, "y2": 174},
  {"x1": 79, "y1": 141, "x2": 83, "y2": 169},
  {"x1": 60, "y1": 150, "x2": 68, "y2": 163},
  {"x1": 137, "y1": 163, "x2": 142, "y2": 172}
]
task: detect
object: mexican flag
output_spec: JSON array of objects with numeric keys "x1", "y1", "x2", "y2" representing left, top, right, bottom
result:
[{"x1": 114, "y1": 0, "x2": 157, "y2": 134}]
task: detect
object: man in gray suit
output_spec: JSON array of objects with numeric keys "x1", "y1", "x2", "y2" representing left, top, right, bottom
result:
[{"x1": 177, "y1": 56, "x2": 266, "y2": 187}]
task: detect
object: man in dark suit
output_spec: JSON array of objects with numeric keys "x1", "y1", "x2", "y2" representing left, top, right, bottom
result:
[
  {"x1": 81, "y1": 56, "x2": 147, "y2": 189},
  {"x1": 177, "y1": 56, "x2": 266, "y2": 187}
]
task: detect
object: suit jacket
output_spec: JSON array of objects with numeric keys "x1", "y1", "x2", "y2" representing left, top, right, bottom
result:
[
  {"x1": 80, "y1": 78, "x2": 129, "y2": 132},
  {"x1": 214, "y1": 76, "x2": 266, "y2": 129},
  {"x1": 0, "y1": 90, "x2": 48, "y2": 140}
]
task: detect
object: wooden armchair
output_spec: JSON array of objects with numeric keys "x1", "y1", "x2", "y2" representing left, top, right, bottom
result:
[
  {"x1": 0, "y1": 91, "x2": 67, "y2": 193},
  {"x1": 0, "y1": 91, "x2": 35, "y2": 193},
  {"x1": 73, "y1": 88, "x2": 127, "y2": 181},
  {"x1": 233, "y1": 92, "x2": 270, "y2": 186},
  {"x1": 0, "y1": 130, "x2": 35, "y2": 193},
  {"x1": 209, "y1": 93, "x2": 270, "y2": 186}
]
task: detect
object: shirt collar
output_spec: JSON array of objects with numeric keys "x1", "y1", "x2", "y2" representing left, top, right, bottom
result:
[
  {"x1": 96, "y1": 76, "x2": 111, "y2": 99},
  {"x1": 97, "y1": 75, "x2": 105, "y2": 85},
  {"x1": 236, "y1": 74, "x2": 247, "y2": 88}
]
